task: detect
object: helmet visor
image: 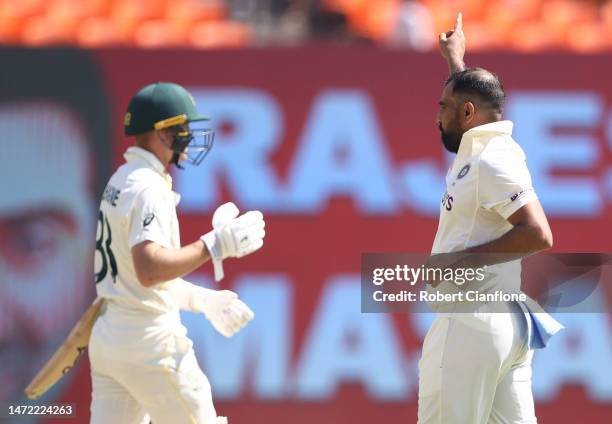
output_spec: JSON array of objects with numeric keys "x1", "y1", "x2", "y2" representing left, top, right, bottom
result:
[{"x1": 172, "y1": 128, "x2": 215, "y2": 166}]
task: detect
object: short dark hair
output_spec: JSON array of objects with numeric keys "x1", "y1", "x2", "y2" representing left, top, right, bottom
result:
[{"x1": 445, "y1": 67, "x2": 505, "y2": 114}]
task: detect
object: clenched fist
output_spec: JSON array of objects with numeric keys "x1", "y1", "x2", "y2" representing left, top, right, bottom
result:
[
  {"x1": 202, "y1": 202, "x2": 266, "y2": 281},
  {"x1": 193, "y1": 289, "x2": 254, "y2": 338}
]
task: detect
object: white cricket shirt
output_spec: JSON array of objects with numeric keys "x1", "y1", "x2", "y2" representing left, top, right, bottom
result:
[
  {"x1": 431, "y1": 120, "x2": 537, "y2": 295},
  {"x1": 95, "y1": 146, "x2": 183, "y2": 316}
]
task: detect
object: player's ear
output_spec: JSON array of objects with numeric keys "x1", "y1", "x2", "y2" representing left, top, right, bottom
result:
[
  {"x1": 156, "y1": 128, "x2": 171, "y2": 144},
  {"x1": 463, "y1": 101, "x2": 475, "y2": 123}
]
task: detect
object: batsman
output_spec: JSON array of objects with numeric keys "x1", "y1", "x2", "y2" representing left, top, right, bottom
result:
[{"x1": 89, "y1": 82, "x2": 265, "y2": 423}]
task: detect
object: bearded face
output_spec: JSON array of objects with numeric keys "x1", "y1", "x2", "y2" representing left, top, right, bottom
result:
[
  {"x1": 437, "y1": 83, "x2": 466, "y2": 154},
  {"x1": 438, "y1": 118, "x2": 463, "y2": 154}
]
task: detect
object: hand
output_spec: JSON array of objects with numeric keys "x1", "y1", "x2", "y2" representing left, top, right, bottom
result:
[
  {"x1": 202, "y1": 202, "x2": 266, "y2": 281},
  {"x1": 217, "y1": 210, "x2": 266, "y2": 258},
  {"x1": 195, "y1": 289, "x2": 255, "y2": 338},
  {"x1": 439, "y1": 13, "x2": 465, "y2": 72}
]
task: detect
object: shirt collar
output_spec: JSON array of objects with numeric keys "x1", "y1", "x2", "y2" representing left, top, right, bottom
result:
[
  {"x1": 124, "y1": 146, "x2": 173, "y2": 188},
  {"x1": 457, "y1": 120, "x2": 513, "y2": 158},
  {"x1": 463, "y1": 120, "x2": 513, "y2": 137}
]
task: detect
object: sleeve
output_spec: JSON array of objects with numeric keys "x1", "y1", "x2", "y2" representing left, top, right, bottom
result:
[
  {"x1": 166, "y1": 278, "x2": 212, "y2": 313},
  {"x1": 127, "y1": 187, "x2": 173, "y2": 248},
  {"x1": 478, "y1": 148, "x2": 538, "y2": 219}
]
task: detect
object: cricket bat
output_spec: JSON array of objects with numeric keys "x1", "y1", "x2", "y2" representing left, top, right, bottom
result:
[{"x1": 24, "y1": 297, "x2": 106, "y2": 400}]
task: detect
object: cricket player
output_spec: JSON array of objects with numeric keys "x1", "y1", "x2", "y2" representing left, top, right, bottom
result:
[
  {"x1": 89, "y1": 82, "x2": 265, "y2": 424},
  {"x1": 418, "y1": 14, "x2": 563, "y2": 423}
]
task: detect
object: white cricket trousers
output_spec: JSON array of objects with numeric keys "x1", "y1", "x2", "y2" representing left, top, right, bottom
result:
[
  {"x1": 89, "y1": 304, "x2": 218, "y2": 424},
  {"x1": 417, "y1": 302, "x2": 537, "y2": 424}
]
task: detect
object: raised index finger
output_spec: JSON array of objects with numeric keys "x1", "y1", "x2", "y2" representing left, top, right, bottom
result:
[{"x1": 454, "y1": 12, "x2": 463, "y2": 31}]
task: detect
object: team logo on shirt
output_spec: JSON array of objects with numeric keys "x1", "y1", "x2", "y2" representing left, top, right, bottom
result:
[
  {"x1": 143, "y1": 213, "x2": 155, "y2": 228},
  {"x1": 457, "y1": 164, "x2": 470, "y2": 179}
]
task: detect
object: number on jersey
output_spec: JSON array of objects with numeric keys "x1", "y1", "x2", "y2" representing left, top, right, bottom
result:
[{"x1": 95, "y1": 210, "x2": 118, "y2": 283}]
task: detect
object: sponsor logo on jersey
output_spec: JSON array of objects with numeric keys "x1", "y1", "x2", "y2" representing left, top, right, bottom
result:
[
  {"x1": 511, "y1": 190, "x2": 525, "y2": 202},
  {"x1": 143, "y1": 213, "x2": 155, "y2": 227},
  {"x1": 457, "y1": 164, "x2": 470, "y2": 179}
]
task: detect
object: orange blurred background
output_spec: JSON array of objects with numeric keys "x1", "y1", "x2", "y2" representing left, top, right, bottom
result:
[{"x1": 0, "y1": 0, "x2": 610, "y2": 52}]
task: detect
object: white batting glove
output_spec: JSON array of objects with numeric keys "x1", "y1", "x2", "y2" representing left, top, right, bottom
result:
[
  {"x1": 190, "y1": 289, "x2": 255, "y2": 338},
  {"x1": 201, "y1": 202, "x2": 265, "y2": 281}
]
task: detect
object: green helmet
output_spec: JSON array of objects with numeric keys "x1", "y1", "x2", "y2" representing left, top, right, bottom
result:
[
  {"x1": 124, "y1": 82, "x2": 209, "y2": 136},
  {"x1": 124, "y1": 82, "x2": 214, "y2": 167}
]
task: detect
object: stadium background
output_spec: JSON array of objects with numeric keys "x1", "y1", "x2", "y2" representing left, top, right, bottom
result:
[{"x1": 1, "y1": 0, "x2": 611, "y2": 423}]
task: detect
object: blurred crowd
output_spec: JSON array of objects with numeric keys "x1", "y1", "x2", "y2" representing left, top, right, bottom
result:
[{"x1": 0, "y1": 0, "x2": 611, "y2": 51}]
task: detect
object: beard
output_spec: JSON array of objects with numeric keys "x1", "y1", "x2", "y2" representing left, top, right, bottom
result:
[{"x1": 439, "y1": 123, "x2": 462, "y2": 153}]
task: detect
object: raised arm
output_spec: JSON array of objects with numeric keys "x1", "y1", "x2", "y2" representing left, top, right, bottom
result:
[{"x1": 439, "y1": 12, "x2": 466, "y2": 74}]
